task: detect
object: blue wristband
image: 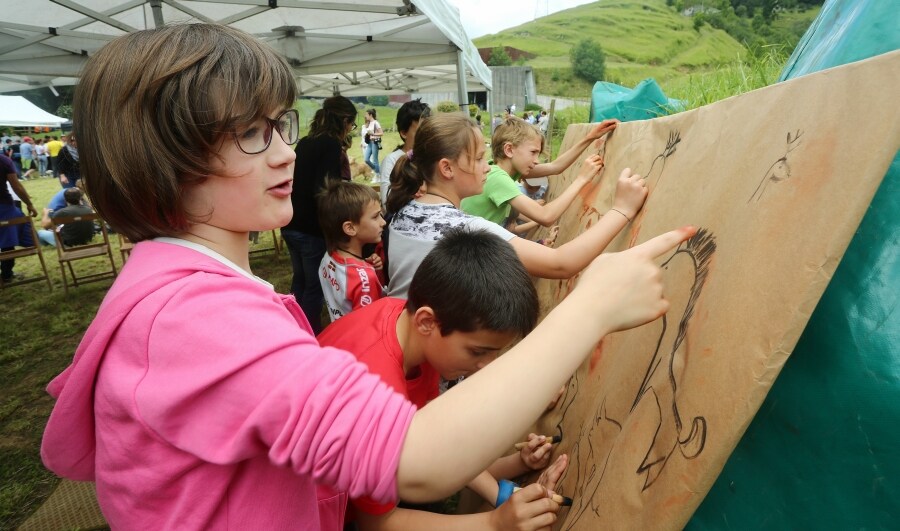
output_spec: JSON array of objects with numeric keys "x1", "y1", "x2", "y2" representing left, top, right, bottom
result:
[{"x1": 495, "y1": 479, "x2": 518, "y2": 507}]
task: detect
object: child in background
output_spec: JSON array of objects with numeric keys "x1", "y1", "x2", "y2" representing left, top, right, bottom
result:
[
  {"x1": 319, "y1": 227, "x2": 568, "y2": 530},
  {"x1": 462, "y1": 117, "x2": 609, "y2": 227},
  {"x1": 317, "y1": 180, "x2": 386, "y2": 322},
  {"x1": 40, "y1": 23, "x2": 693, "y2": 530},
  {"x1": 386, "y1": 113, "x2": 647, "y2": 299}
]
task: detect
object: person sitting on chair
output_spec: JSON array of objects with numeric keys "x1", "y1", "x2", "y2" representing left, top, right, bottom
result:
[
  {"x1": 0, "y1": 152, "x2": 37, "y2": 284},
  {"x1": 37, "y1": 188, "x2": 95, "y2": 247}
]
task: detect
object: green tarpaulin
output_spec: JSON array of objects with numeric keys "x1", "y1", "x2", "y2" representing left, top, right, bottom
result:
[{"x1": 689, "y1": 1, "x2": 900, "y2": 528}]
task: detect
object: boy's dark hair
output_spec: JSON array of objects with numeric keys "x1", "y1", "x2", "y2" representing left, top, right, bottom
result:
[
  {"x1": 396, "y1": 99, "x2": 431, "y2": 139},
  {"x1": 407, "y1": 227, "x2": 538, "y2": 338},
  {"x1": 317, "y1": 180, "x2": 380, "y2": 251},
  {"x1": 63, "y1": 188, "x2": 83, "y2": 205}
]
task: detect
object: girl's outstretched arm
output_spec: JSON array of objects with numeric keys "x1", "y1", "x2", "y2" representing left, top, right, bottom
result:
[
  {"x1": 396, "y1": 226, "x2": 697, "y2": 501},
  {"x1": 512, "y1": 167, "x2": 647, "y2": 278},
  {"x1": 509, "y1": 155, "x2": 604, "y2": 227}
]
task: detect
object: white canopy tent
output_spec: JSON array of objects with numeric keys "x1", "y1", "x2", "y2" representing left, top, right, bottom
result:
[
  {"x1": 0, "y1": 95, "x2": 68, "y2": 127},
  {"x1": 0, "y1": 0, "x2": 491, "y2": 105}
]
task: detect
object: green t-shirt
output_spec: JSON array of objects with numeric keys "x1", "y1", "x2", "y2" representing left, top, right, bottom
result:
[{"x1": 461, "y1": 165, "x2": 522, "y2": 224}]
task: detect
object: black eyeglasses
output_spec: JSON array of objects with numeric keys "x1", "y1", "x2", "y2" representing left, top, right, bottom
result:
[
  {"x1": 233, "y1": 109, "x2": 300, "y2": 155},
  {"x1": 349, "y1": 121, "x2": 358, "y2": 131}
]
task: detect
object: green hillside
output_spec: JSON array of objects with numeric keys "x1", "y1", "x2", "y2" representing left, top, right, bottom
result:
[{"x1": 474, "y1": 0, "x2": 817, "y2": 97}]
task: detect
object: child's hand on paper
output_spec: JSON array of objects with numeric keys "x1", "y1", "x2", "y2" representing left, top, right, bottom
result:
[
  {"x1": 612, "y1": 167, "x2": 648, "y2": 220},
  {"x1": 586, "y1": 118, "x2": 619, "y2": 140},
  {"x1": 489, "y1": 483, "x2": 560, "y2": 531},
  {"x1": 537, "y1": 454, "x2": 569, "y2": 493},
  {"x1": 575, "y1": 154, "x2": 604, "y2": 184},
  {"x1": 576, "y1": 226, "x2": 697, "y2": 333}
]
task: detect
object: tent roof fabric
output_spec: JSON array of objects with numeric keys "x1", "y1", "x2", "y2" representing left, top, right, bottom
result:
[
  {"x1": 0, "y1": 95, "x2": 68, "y2": 127},
  {"x1": 0, "y1": 0, "x2": 490, "y2": 97}
]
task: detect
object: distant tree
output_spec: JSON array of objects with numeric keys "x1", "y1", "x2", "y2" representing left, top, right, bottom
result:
[
  {"x1": 487, "y1": 47, "x2": 512, "y2": 66},
  {"x1": 694, "y1": 13, "x2": 706, "y2": 31},
  {"x1": 569, "y1": 39, "x2": 606, "y2": 83},
  {"x1": 367, "y1": 95, "x2": 389, "y2": 107},
  {"x1": 489, "y1": 47, "x2": 513, "y2": 66}
]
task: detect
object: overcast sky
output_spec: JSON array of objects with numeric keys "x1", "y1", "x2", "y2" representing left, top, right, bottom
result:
[{"x1": 446, "y1": 0, "x2": 599, "y2": 38}]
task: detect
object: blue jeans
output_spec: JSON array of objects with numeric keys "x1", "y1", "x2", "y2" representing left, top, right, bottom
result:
[
  {"x1": 281, "y1": 229, "x2": 326, "y2": 334},
  {"x1": 37, "y1": 229, "x2": 56, "y2": 246},
  {"x1": 363, "y1": 141, "x2": 380, "y2": 174}
]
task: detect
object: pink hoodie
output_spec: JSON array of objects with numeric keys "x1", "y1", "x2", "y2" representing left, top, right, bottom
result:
[{"x1": 41, "y1": 240, "x2": 415, "y2": 529}]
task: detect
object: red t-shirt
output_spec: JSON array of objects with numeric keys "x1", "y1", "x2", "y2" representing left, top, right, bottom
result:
[{"x1": 317, "y1": 297, "x2": 440, "y2": 515}]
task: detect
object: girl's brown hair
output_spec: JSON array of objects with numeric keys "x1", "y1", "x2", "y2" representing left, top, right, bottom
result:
[
  {"x1": 385, "y1": 113, "x2": 480, "y2": 215},
  {"x1": 74, "y1": 24, "x2": 296, "y2": 242},
  {"x1": 309, "y1": 96, "x2": 357, "y2": 150}
]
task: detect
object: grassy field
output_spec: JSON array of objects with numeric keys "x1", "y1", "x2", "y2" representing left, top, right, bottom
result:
[{"x1": 475, "y1": 0, "x2": 817, "y2": 97}]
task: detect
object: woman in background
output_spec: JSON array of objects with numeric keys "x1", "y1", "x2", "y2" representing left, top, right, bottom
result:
[{"x1": 361, "y1": 108, "x2": 383, "y2": 175}]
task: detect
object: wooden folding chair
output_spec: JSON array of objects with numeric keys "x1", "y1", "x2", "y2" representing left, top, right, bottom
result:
[
  {"x1": 248, "y1": 229, "x2": 282, "y2": 257},
  {"x1": 117, "y1": 233, "x2": 134, "y2": 263},
  {"x1": 51, "y1": 212, "x2": 117, "y2": 294},
  {"x1": 0, "y1": 216, "x2": 52, "y2": 291}
]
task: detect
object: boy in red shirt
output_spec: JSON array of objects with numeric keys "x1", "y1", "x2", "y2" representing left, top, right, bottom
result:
[
  {"x1": 318, "y1": 181, "x2": 386, "y2": 322},
  {"x1": 318, "y1": 227, "x2": 567, "y2": 530}
]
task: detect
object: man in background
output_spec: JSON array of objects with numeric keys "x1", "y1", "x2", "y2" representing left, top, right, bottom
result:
[{"x1": 37, "y1": 187, "x2": 94, "y2": 247}]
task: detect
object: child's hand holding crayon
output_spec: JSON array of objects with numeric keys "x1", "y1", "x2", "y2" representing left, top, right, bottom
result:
[
  {"x1": 518, "y1": 433, "x2": 558, "y2": 470},
  {"x1": 489, "y1": 482, "x2": 562, "y2": 531}
]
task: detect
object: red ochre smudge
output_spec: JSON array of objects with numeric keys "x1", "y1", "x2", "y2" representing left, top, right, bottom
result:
[
  {"x1": 662, "y1": 490, "x2": 694, "y2": 509},
  {"x1": 627, "y1": 217, "x2": 643, "y2": 248},
  {"x1": 589, "y1": 338, "x2": 606, "y2": 373}
]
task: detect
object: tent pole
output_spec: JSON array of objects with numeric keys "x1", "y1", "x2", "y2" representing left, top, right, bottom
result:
[
  {"x1": 456, "y1": 48, "x2": 468, "y2": 115},
  {"x1": 150, "y1": 0, "x2": 164, "y2": 28}
]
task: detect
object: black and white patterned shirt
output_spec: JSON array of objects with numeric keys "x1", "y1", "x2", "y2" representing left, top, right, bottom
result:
[{"x1": 386, "y1": 201, "x2": 514, "y2": 298}]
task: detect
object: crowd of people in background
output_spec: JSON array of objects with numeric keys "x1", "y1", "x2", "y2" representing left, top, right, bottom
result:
[{"x1": 1, "y1": 130, "x2": 89, "y2": 284}]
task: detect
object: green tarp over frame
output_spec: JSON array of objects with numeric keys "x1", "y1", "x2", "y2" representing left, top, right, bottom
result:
[{"x1": 689, "y1": 0, "x2": 900, "y2": 528}]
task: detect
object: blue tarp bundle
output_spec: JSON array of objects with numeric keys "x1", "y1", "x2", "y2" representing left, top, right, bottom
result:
[{"x1": 588, "y1": 78, "x2": 683, "y2": 123}]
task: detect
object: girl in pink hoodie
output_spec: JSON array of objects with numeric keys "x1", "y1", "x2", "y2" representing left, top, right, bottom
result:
[{"x1": 41, "y1": 23, "x2": 693, "y2": 530}]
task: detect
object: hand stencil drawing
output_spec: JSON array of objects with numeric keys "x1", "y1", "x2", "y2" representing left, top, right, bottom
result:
[
  {"x1": 631, "y1": 228, "x2": 716, "y2": 490},
  {"x1": 748, "y1": 130, "x2": 803, "y2": 202}
]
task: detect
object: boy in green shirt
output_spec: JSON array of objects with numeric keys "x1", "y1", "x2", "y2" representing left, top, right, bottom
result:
[{"x1": 462, "y1": 117, "x2": 617, "y2": 226}]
